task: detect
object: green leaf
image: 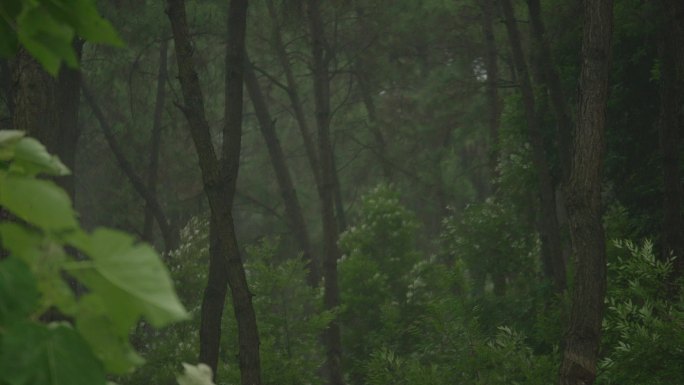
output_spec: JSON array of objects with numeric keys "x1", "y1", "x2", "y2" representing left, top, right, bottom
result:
[
  {"x1": 0, "y1": 173, "x2": 78, "y2": 231},
  {"x1": 67, "y1": 228, "x2": 188, "y2": 327},
  {"x1": 10, "y1": 137, "x2": 70, "y2": 176},
  {"x1": 0, "y1": 130, "x2": 25, "y2": 161},
  {"x1": 0, "y1": 1, "x2": 21, "y2": 56},
  {"x1": 0, "y1": 257, "x2": 40, "y2": 325},
  {"x1": 43, "y1": 0, "x2": 124, "y2": 46},
  {"x1": 16, "y1": 4, "x2": 77, "y2": 75},
  {"x1": 0, "y1": 223, "x2": 77, "y2": 314},
  {"x1": 75, "y1": 295, "x2": 144, "y2": 374},
  {"x1": 0, "y1": 321, "x2": 106, "y2": 385}
]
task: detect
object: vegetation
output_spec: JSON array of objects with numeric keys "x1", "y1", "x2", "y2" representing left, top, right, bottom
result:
[{"x1": 1, "y1": 0, "x2": 683, "y2": 385}]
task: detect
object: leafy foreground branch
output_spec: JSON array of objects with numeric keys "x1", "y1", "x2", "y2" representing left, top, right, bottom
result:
[{"x1": 0, "y1": 131, "x2": 210, "y2": 385}]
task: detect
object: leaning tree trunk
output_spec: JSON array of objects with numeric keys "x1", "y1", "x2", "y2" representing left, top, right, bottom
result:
[
  {"x1": 500, "y1": 0, "x2": 567, "y2": 292},
  {"x1": 307, "y1": 1, "x2": 344, "y2": 385},
  {"x1": 143, "y1": 37, "x2": 169, "y2": 245},
  {"x1": 166, "y1": 0, "x2": 262, "y2": 384},
  {"x1": 82, "y1": 84, "x2": 179, "y2": 253},
  {"x1": 559, "y1": 1, "x2": 613, "y2": 384},
  {"x1": 244, "y1": 61, "x2": 320, "y2": 286}
]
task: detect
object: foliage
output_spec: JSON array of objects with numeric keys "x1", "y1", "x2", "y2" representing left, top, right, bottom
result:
[
  {"x1": 597, "y1": 240, "x2": 684, "y2": 384},
  {"x1": 0, "y1": 132, "x2": 188, "y2": 384},
  {"x1": 0, "y1": 0, "x2": 122, "y2": 74},
  {"x1": 442, "y1": 196, "x2": 538, "y2": 296},
  {"x1": 123, "y1": 219, "x2": 331, "y2": 385},
  {"x1": 338, "y1": 184, "x2": 422, "y2": 380},
  {"x1": 221, "y1": 238, "x2": 334, "y2": 385},
  {"x1": 119, "y1": 217, "x2": 208, "y2": 385}
]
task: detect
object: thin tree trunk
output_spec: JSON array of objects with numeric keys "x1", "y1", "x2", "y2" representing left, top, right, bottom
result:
[
  {"x1": 265, "y1": 0, "x2": 322, "y2": 190},
  {"x1": 166, "y1": 0, "x2": 261, "y2": 383},
  {"x1": 527, "y1": 0, "x2": 572, "y2": 182},
  {"x1": 559, "y1": 0, "x2": 613, "y2": 384},
  {"x1": 500, "y1": 0, "x2": 566, "y2": 292},
  {"x1": 55, "y1": 40, "x2": 84, "y2": 200},
  {"x1": 307, "y1": 1, "x2": 344, "y2": 384},
  {"x1": 480, "y1": 0, "x2": 501, "y2": 191},
  {"x1": 244, "y1": 61, "x2": 320, "y2": 286},
  {"x1": 82, "y1": 84, "x2": 179, "y2": 252},
  {"x1": 331, "y1": 152, "x2": 347, "y2": 231},
  {"x1": 143, "y1": 38, "x2": 169, "y2": 245},
  {"x1": 353, "y1": 6, "x2": 392, "y2": 181}
]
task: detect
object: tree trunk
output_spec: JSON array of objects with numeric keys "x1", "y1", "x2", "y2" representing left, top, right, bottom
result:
[
  {"x1": 527, "y1": 0, "x2": 573, "y2": 183},
  {"x1": 353, "y1": 6, "x2": 392, "y2": 181},
  {"x1": 143, "y1": 38, "x2": 169, "y2": 246},
  {"x1": 82, "y1": 84, "x2": 179, "y2": 253},
  {"x1": 12, "y1": 49, "x2": 58, "y2": 154},
  {"x1": 244, "y1": 61, "x2": 320, "y2": 286},
  {"x1": 166, "y1": 0, "x2": 262, "y2": 383},
  {"x1": 480, "y1": 0, "x2": 502, "y2": 192},
  {"x1": 559, "y1": 1, "x2": 613, "y2": 384},
  {"x1": 11, "y1": 42, "x2": 84, "y2": 200},
  {"x1": 661, "y1": 0, "x2": 684, "y2": 284},
  {"x1": 500, "y1": 0, "x2": 567, "y2": 292},
  {"x1": 265, "y1": 0, "x2": 322, "y2": 190},
  {"x1": 307, "y1": 1, "x2": 344, "y2": 384}
]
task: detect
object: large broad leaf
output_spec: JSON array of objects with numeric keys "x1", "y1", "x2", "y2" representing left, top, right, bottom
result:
[
  {"x1": 0, "y1": 1, "x2": 22, "y2": 56},
  {"x1": 75, "y1": 294, "x2": 144, "y2": 374},
  {"x1": 43, "y1": 0, "x2": 123, "y2": 46},
  {"x1": 10, "y1": 137, "x2": 70, "y2": 176},
  {"x1": 0, "y1": 174, "x2": 78, "y2": 231},
  {"x1": 67, "y1": 228, "x2": 188, "y2": 328},
  {"x1": 0, "y1": 130, "x2": 25, "y2": 161},
  {"x1": 0, "y1": 321, "x2": 106, "y2": 385},
  {"x1": 16, "y1": 4, "x2": 77, "y2": 75},
  {"x1": 0, "y1": 257, "x2": 40, "y2": 326},
  {"x1": 0, "y1": 223, "x2": 76, "y2": 314}
]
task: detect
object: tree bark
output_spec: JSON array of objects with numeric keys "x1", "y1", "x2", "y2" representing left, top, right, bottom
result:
[
  {"x1": 166, "y1": 0, "x2": 262, "y2": 383},
  {"x1": 527, "y1": 0, "x2": 573, "y2": 183},
  {"x1": 82, "y1": 84, "x2": 179, "y2": 253},
  {"x1": 500, "y1": 0, "x2": 567, "y2": 292},
  {"x1": 11, "y1": 42, "x2": 84, "y2": 200},
  {"x1": 559, "y1": 0, "x2": 613, "y2": 384},
  {"x1": 307, "y1": 1, "x2": 344, "y2": 384},
  {"x1": 661, "y1": 0, "x2": 684, "y2": 284},
  {"x1": 244, "y1": 61, "x2": 320, "y2": 286},
  {"x1": 143, "y1": 38, "x2": 169, "y2": 246}
]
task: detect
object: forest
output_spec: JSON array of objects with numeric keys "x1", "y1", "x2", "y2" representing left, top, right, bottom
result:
[{"x1": 0, "y1": 0, "x2": 683, "y2": 384}]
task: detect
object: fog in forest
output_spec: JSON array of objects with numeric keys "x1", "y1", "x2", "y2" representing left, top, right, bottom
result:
[{"x1": 1, "y1": 1, "x2": 683, "y2": 384}]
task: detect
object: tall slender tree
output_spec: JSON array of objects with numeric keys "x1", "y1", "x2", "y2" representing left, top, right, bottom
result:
[
  {"x1": 559, "y1": 0, "x2": 613, "y2": 383},
  {"x1": 166, "y1": 0, "x2": 262, "y2": 383},
  {"x1": 307, "y1": 1, "x2": 344, "y2": 384},
  {"x1": 500, "y1": 0, "x2": 567, "y2": 292},
  {"x1": 82, "y1": 84, "x2": 179, "y2": 253},
  {"x1": 143, "y1": 37, "x2": 170, "y2": 245},
  {"x1": 244, "y1": 61, "x2": 319, "y2": 286}
]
